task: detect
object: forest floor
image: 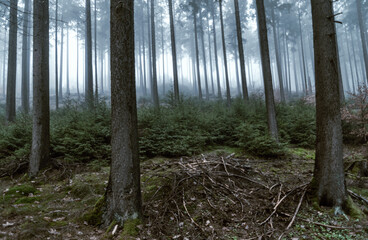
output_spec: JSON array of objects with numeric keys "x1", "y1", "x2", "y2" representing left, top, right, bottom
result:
[{"x1": 1, "y1": 146, "x2": 368, "y2": 240}]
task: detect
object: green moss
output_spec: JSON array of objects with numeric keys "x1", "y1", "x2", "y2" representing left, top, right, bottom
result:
[
  {"x1": 120, "y1": 218, "x2": 142, "y2": 238},
  {"x1": 6, "y1": 184, "x2": 37, "y2": 196},
  {"x1": 15, "y1": 196, "x2": 40, "y2": 204},
  {"x1": 82, "y1": 195, "x2": 105, "y2": 226},
  {"x1": 49, "y1": 220, "x2": 68, "y2": 227},
  {"x1": 344, "y1": 196, "x2": 365, "y2": 219},
  {"x1": 289, "y1": 147, "x2": 315, "y2": 160},
  {"x1": 106, "y1": 220, "x2": 117, "y2": 233}
]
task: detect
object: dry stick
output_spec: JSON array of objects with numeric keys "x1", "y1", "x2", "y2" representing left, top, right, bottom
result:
[
  {"x1": 182, "y1": 192, "x2": 205, "y2": 234},
  {"x1": 286, "y1": 188, "x2": 307, "y2": 230},
  {"x1": 348, "y1": 189, "x2": 368, "y2": 205},
  {"x1": 280, "y1": 212, "x2": 353, "y2": 230}
]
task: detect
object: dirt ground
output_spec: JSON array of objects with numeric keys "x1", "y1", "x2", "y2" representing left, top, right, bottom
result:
[{"x1": 1, "y1": 147, "x2": 368, "y2": 240}]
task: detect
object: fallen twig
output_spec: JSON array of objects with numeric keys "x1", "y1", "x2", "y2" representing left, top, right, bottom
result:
[{"x1": 286, "y1": 188, "x2": 307, "y2": 230}]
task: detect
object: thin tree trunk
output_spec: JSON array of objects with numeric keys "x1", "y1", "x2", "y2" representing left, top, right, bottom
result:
[
  {"x1": 86, "y1": 0, "x2": 94, "y2": 108},
  {"x1": 94, "y1": 0, "x2": 98, "y2": 101},
  {"x1": 255, "y1": 0, "x2": 279, "y2": 141},
  {"x1": 59, "y1": 19, "x2": 64, "y2": 101},
  {"x1": 2, "y1": 25, "x2": 7, "y2": 98},
  {"x1": 271, "y1": 5, "x2": 285, "y2": 102},
  {"x1": 219, "y1": 0, "x2": 231, "y2": 106},
  {"x1": 100, "y1": 49, "x2": 104, "y2": 94},
  {"x1": 104, "y1": 0, "x2": 142, "y2": 226},
  {"x1": 234, "y1": 51, "x2": 241, "y2": 96},
  {"x1": 21, "y1": 0, "x2": 31, "y2": 114},
  {"x1": 76, "y1": 26, "x2": 80, "y2": 100},
  {"x1": 210, "y1": 0, "x2": 221, "y2": 98},
  {"x1": 168, "y1": 0, "x2": 179, "y2": 101},
  {"x1": 66, "y1": 26, "x2": 70, "y2": 96},
  {"x1": 55, "y1": 0, "x2": 59, "y2": 108},
  {"x1": 150, "y1": 0, "x2": 159, "y2": 108},
  {"x1": 193, "y1": 6, "x2": 202, "y2": 99},
  {"x1": 234, "y1": 0, "x2": 248, "y2": 101},
  {"x1": 298, "y1": 11, "x2": 308, "y2": 95},
  {"x1": 205, "y1": 2, "x2": 214, "y2": 95},
  {"x1": 160, "y1": 11, "x2": 165, "y2": 95},
  {"x1": 345, "y1": 28, "x2": 356, "y2": 93},
  {"x1": 356, "y1": 0, "x2": 368, "y2": 84},
  {"x1": 6, "y1": 0, "x2": 18, "y2": 122},
  {"x1": 29, "y1": 0, "x2": 50, "y2": 177},
  {"x1": 199, "y1": 9, "x2": 209, "y2": 100},
  {"x1": 147, "y1": 2, "x2": 152, "y2": 94}
]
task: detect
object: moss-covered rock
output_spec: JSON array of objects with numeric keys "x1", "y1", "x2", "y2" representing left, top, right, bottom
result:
[{"x1": 82, "y1": 195, "x2": 106, "y2": 226}]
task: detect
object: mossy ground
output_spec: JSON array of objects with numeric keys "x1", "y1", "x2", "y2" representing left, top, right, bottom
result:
[{"x1": 0, "y1": 146, "x2": 368, "y2": 239}]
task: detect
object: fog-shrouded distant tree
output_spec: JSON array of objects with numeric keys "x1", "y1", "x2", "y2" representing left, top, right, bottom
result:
[
  {"x1": 255, "y1": 0, "x2": 279, "y2": 141},
  {"x1": 103, "y1": 0, "x2": 142, "y2": 226},
  {"x1": 168, "y1": 0, "x2": 179, "y2": 102},
  {"x1": 21, "y1": 0, "x2": 31, "y2": 114},
  {"x1": 55, "y1": 0, "x2": 59, "y2": 109},
  {"x1": 356, "y1": 0, "x2": 368, "y2": 83},
  {"x1": 219, "y1": 0, "x2": 231, "y2": 106},
  {"x1": 311, "y1": 0, "x2": 346, "y2": 210},
  {"x1": 151, "y1": 0, "x2": 159, "y2": 108},
  {"x1": 6, "y1": 0, "x2": 18, "y2": 122},
  {"x1": 234, "y1": 0, "x2": 248, "y2": 101},
  {"x1": 86, "y1": 0, "x2": 94, "y2": 109},
  {"x1": 29, "y1": 0, "x2": 50, "y2": 177}
]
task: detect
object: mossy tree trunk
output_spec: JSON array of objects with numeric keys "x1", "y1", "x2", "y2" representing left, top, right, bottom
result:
[
  {"x1": 311, "y1": 0, "x2": 347, "y2": 208},
  {"x1": 29, "y1": 0, "x2": 50, "y2": 177},
  {"x1": 103, "y1": 0, "x2": 142, "y2": 226}
]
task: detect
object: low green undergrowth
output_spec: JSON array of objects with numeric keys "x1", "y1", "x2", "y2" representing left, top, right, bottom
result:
[{"x1": 0, "y1": 96, "x2": 317, "y2": 167}]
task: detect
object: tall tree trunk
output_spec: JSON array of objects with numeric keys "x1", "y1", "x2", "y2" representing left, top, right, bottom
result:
[
  {"x1": 150, "y1": 0, "x2": 159, "y2": 108},
  {"x1": 271, "y1": 6, "x2": 285, "y2": 103},
  {"x1": 210, "y1": 0, "x2": 221, "y2": 98},
  {"x1": 55, "y1": 0, "x2": 59, "y2": 108},
  {"x1": 199, "y1": 9, "x2": 209, "y2": 100},
  {"x1": 100, "y1": 49, "x2": 104, "y2": 94},
  {"x1": 168, "y1": 0, "x2": 179, "y2": 101},
  {"x1": 193, "y1": 6, "x2": 202, "y2": 99},
  {"x1": 206, "y1": 4, "x2": 215, "y2": 95},
  {"x1": 94, "y1": 0, "x2": 98, "y2": 101},
  {"x1": 59, "y1": 19, "x2": 64, "y2": 101},
  {"x1": 104, "y1": 0, "x2": 142, "y2": 226},
  {"x1": 345, "y1": 28, "x2": 356, "y2": 93},
  {"x1": 76, "y1": 26, "x2": 80, "y2": 100},
  {"x1": 219, "y1": 0, "x2": 231, "y2": 106},
  {"x1": 255, "y1": 0, "x2": 279, "y2": 141},
  {"x1": 292, "y1": 50, "x2": 300, "y2": 94},
  {"x1": 352, "y1": 29, "x2": 361, "y2": 86},
  {"x1": 66, "y1": 26, "x2": 70, "y2": 96},
  {"x1": 311, "y1": 0, "x2": 346, "y2": 209},
  {"x1": 86, "y1": 0, "x2": 94, "y2": 108},
  {"x1": 298, "y1": 11, "x2": 308, "y2": 95},
  {"x1": 234, "y1": 51, "x2": 241, "y2": 96},
  {"x1": 21, "y1": 0, "x2": 31, "y2": 114},
  {"x1": 6, "y1": 0, "x2": 18, "y2": 122},
  {"x1": 356, "y1": 0, "x2": 368, "y2": 83},
  {"x1": 234, "y1": 0, "x2": 248, "y2": 101},
  {"x1": 160, "y1": 11, "x2": 165, "y2": 95},
  {"x1": 2, "y1": 25, "x2": 7, "y2": 98},
  {"x1": 147, "y1": 2, "x2": 152, "y2": 94},
  {"x1": 141, "y1": 3, "x2": 147, "y2": 96},
  {"x1": 29, "y1": 0, "x2": 50, "y2": 177}
]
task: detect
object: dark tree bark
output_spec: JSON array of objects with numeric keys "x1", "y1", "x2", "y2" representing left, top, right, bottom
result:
[
  {"x1": 168, "y1": 0, "x2": 179, "y2": 101},
  {"x1": 255, "y1": 0, "x2": 279, "y2": 141},
  {"x1": 86, "y1": 0, "x2": 94, "y2": 108},
  {"x1": 311, "y1": 0, "x2": 347, "y2": 208},
  {"x1": 6, "y1": 0, "x2": 18, "y2": 122},
  {"x1": 150, "y1": 0, "x2": 159, "y2": 108},
  {"x1": 356, "y1": 0, "x2": 368, "y2": 84},
  {"x1": 29, "y1": 0, "x2": 50, "y2": 177},
  {"x1": 21, "y1": 0, "x2": 31, "y2": 114},
  {"x1": 193, "y1": 5, "x2": 202, "y2": 99},
  {"x1": 103, "y1": 0, "x2": 142, "y2": 226},
  {"x1": 55, "y1": 0, "x2": 59, "y2": 109},
  {"x1": 219, "y1": 0, "x2": 231, "y2": 106},
  {"x1": 234, "y1": 0, "x2": 248, "y2": 101},
  {"x1": 210, "y1": 0, "x2": 221, "y2": 98}
]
